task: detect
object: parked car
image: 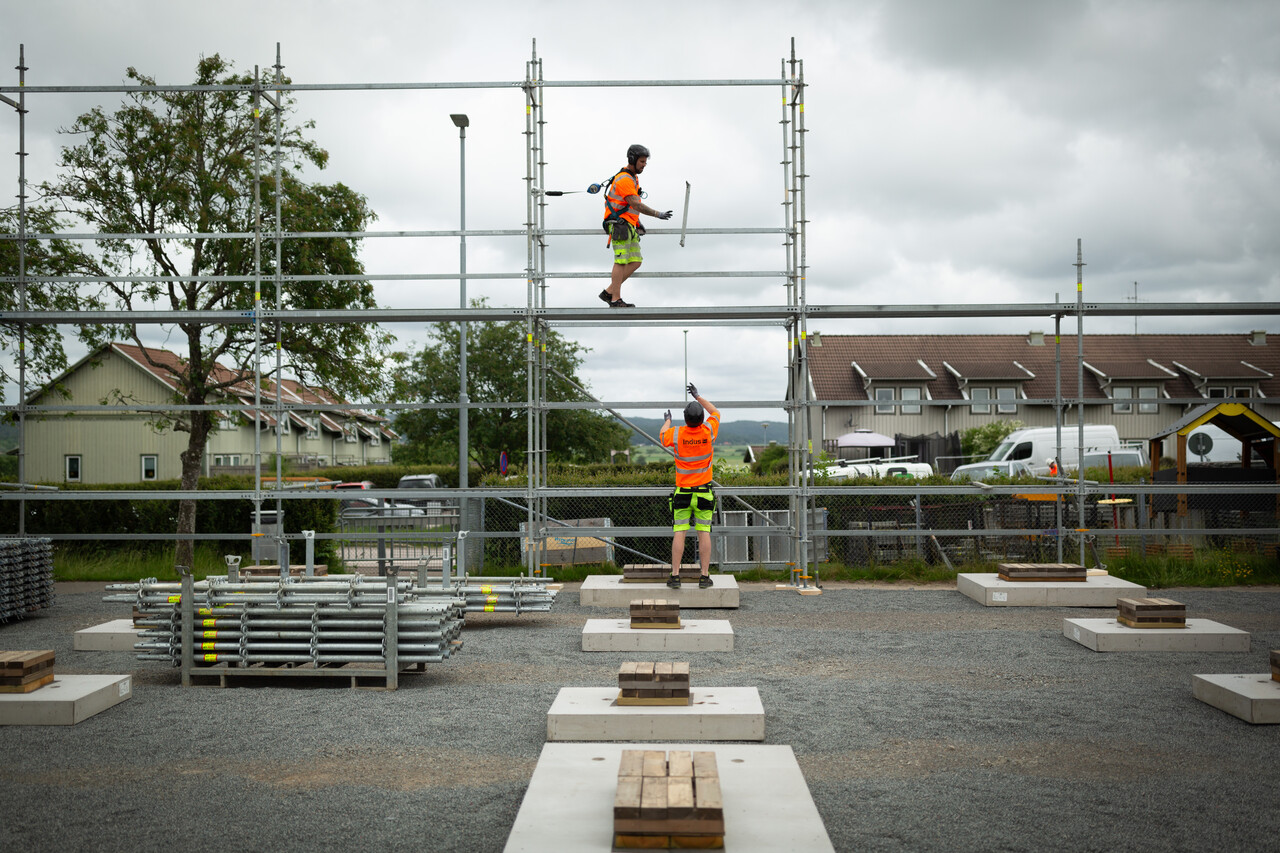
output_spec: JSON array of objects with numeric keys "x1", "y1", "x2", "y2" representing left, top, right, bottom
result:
[
  {"x1": 1078, "y1": 448, "x2": 1148, "y2": 471},
  {"x1": 397, "y1": 473, "x2": 447, "y2": 510},
  {"x1": 339, "y1": 497, "x2": 424, "y2": 519},
  {"x1": 950, "y1": 460, "x2": 1034, "y2": 482}
]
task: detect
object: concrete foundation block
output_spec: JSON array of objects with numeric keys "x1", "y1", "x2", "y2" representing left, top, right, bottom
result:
[
  {"x1": 73, "y1": 619, "x2": 142, "y2": 651},
  {"x1": 0, "y1": 674, "x2": 133, "y2": 726},
  {"x1": 546, "y1": 686, "x2": 764, "y2": 742},
  {"x1": 957, "y1": 572, "x2": 1146, "y2": 607},
  {"x1": 504, "y1": 743, "x2": 834, "y2": 852},
  {"x1": 582, "y1": 618, "x2": 734, "y2": 652},
  {"x1": 1193, "y1": 674, "x2": 1280, "y2": 724},
  {"x1": 579, "y1": 574, "x2": 739, "y2": 609},
  {"x1": 1064, "y1": 618, "x2": 1250, "y2": 652}
]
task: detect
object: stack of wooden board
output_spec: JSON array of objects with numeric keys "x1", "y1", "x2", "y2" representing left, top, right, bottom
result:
[
  {"x1": 997, "y1": 562, "x2": 1087, "y2": 582},
  {"x1": 618, "y1": 661, "x2": 691, "y2": 706},
  {"x1": 614, "y1": 749, "x2": 724, "y2": 850},
  {"x1": 623, "y1": 564, "x2": 701, "y2": 583},
  {"x1": 1271, "y1": 649, "x2": 1279, "y2": 683},
  {"x1": 1116, "y1": 597, "x2": 1186, "y2": 628},
  {"x1": 630, "y1": 599, "x2": 681, "y2": 629},
  {"x1": 0, "y1": 650, "x2": 55, "y2": 694}
]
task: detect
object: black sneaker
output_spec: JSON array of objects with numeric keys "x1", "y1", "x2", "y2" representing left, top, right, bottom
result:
[
  {"x1": 609, "y1": 299, "x2": 635, "y2": 308},
  {"x1": 598, "y1": 289, "x2": 612, "y2": 305},
  {"x1": 698, "y1": 575, "x2": 712, "y2": 588},
  {"x1": 665, "y1": 575, "x2": 681, "y2": 589}
]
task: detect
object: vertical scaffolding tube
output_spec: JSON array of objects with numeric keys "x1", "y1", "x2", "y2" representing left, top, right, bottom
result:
[
  {"x1": 251, "y1": 67, "x2": 265, "y2": 558},
  {"x1": 523, "y1": 46, "x2": 539, "y2": 578},
  {"x1": 1075, "y1": 239, "x2": 1086, "y2": 562},
  {"x1": 272, "y1": 46, "x2": 286, "y2": 563},
  {"x1": 14, "y1": 46, "x2": 28, "y2": 534}
]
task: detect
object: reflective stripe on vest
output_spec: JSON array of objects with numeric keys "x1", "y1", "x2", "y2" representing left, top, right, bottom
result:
[
  {"x1": 672, "y1": 425, "x2": 713, "y2": 482},
  {"x1": 603, "y1": 169, "x2": 638, "y2": 225}
]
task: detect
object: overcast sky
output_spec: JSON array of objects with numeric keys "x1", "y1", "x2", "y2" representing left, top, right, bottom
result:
[{"x1": 6, "y1": 0, "x2": 1278, "y2": 425}]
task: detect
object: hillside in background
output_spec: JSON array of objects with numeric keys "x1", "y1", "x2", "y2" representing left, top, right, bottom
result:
[{"x1": 628, "y1": 418, "x2": 788, "y2": 446}]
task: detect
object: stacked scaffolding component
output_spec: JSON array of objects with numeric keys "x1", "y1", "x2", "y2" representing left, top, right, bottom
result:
[
  {"x1": 0, "y1": 538, "x2": 54, "y2": 623},
  {"x1": 419, "y1": 575, "x2": 558, "y2": 615},
  {"x1": 104, "y1": 572, "x2": 464, "y2": 688}
]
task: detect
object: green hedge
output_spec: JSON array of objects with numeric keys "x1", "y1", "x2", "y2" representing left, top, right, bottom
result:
[{"x1": 0, "y1": 475, "x2": 338, "y2": 563}]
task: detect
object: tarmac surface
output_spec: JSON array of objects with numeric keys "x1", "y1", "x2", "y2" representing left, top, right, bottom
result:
[{"x1": 1, "y1": 579, "x2": 1278, "y2": 852}]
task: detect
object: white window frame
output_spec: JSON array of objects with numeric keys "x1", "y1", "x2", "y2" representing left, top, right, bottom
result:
[
  {"x1": 141, "y1": 454, "x2": 158, "y2": 482},
  {"x1": 368, "y1": 429, "x2": 380, "y2": 447},
  {"x1": 874, "y1": 387, "x2": 895, "y2": 414},
  {"x1": 1112, "y1": 386, "x2": 1133, "y2": 414},
  {"x1": 218, "y1": 410, "x2": 239, "y2": 430},
  {"x1": 1207, "y1": 386, "x2": 1227, "y2": 398},
  {"x1": 343, "y1": 424, "x2": 358, "y2": 444},
  {"x1": 277, "y1": 416, "x2": 291, "y2": 435},
  {"x1": 996, "y1": 386, "x2": 1018, "y2": 414},
  {"x1": 65, "y1": 454, "x2": 82, "y2": 483},
  {"x1": 900, "y1": 387, "x2": 922, "y2": 415},
  {"x1": 1137, "y1": 386, "x2": 1159, "y2": 414},
  {"x1": 304, "y1": 416, "x2": 321, "y2": 440},
  {"x1": 969, "y1": 387, "x2": 991, "y2": 414},
  {"x1": 1233, "y1": 386, "x2": 1253, "y2": 399}
]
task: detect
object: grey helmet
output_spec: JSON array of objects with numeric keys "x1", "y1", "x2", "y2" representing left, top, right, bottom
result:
[
  {"x1": 683, "y1": 401, "x2": 704, "y2": 427},
  {"x1": 626, "y1": 144, "x2": 650, "y2": 166}
]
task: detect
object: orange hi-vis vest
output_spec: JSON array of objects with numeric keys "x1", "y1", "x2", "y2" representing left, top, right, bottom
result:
[
  {"x1": 603, "y1": 169, "x2": 641, "y2": 228},
  {"x1": 665, "y1": 422, "x2": 717, "y2": 488}
]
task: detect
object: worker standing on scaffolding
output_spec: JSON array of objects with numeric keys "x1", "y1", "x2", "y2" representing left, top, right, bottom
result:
[
  {"x1": 598, "y1": 144, "x2": 673, "y2": 308},
  {"x1": 660, "y1": 383, "x2": 720, "y2": 588}
]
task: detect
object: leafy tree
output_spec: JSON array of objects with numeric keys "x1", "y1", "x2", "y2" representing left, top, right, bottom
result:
[
  {"x1": 41, "y1": 56, "x2": 391, "y2": 568},
  {"x1": 961, "y1": 419, "x2": 1024, "y2": 460},
  {"x1": 0, "y1": 206, "x2": 106, "y2": 403},
  {"x1": 753, "y1": 442, "x2": 789, "y2": 475},
  {"x1": 394, "y1": 300, "x2": 630, "y2": 473}
]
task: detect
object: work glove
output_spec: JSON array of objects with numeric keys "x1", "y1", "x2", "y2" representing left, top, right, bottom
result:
[
  {"x1": 686, "y1": 383, "x2": 698, "y2": 399},
  {"x1": 663, "y1": 410, "x2": 671, "y2": 422},
  {"x1": 657, "y1": 210, "x2": 674, "y2": 220}
]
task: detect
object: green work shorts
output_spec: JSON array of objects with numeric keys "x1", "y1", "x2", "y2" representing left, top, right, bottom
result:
[
  {"x1": 610, "y1": 220, "x2": 643, "y2": 265},
  {"x1": 670, "y1": 485, "x2": 715, "y2": 532}
]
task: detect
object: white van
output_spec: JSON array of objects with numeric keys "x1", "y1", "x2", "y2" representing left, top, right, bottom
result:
[{"x1": 977, "y1": 425, "x2": 1122, "y2": 476}]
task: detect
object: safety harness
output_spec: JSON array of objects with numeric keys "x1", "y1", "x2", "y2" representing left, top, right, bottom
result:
[{"x1": 602, "y1": 168, "x2": 642, "y2": 245}]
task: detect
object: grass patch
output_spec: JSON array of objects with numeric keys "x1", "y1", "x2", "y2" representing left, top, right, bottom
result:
[
  {"x1": 1107, "y1": 551, "x2": 1280, "y2": 589},
  {"x1": 55, "y1": 544, "x2": 251, "y2": 582}
]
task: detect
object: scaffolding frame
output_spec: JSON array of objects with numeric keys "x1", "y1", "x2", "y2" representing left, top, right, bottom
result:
[{"x1": 4, "y1": 41, "x2": 1280, "y2": 583}]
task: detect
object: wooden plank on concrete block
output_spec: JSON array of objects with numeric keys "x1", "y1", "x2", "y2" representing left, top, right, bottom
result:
[
  {"x1": 692, "y1": 751, "x2": 719, "y2": 779},
  {"x1": 695, "y1": 776, "x2": 724, "y2": 820},
  {"x1": 667, "y1": 750, "x2": 693, "y2": 778},
  {"x1": 668, "y1": 776, "x2": 695, "y2": 819},
  {"x1": 0, "y1": 650, "x2": 55, "y2": 674},
  {"x1": 640, "y1": 775, "x2": 668, "y2": 820},
  {"x1": 619, "y1": 750, "x2": 646, "y2": 777},
  {"x1": 642, "y1": 751, "x2": 668, "y2": 778},
  {"x1": 614, "y1": 776, "x2": 643, "y2": 820}
]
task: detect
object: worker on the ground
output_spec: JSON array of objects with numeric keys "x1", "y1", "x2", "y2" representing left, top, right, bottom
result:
[
  {"x1": 659, "y1": 383, "x2": 720, "y2": 588},
  {"x1": 598, "y1": 144, "x2": 673, "y2": 308}
]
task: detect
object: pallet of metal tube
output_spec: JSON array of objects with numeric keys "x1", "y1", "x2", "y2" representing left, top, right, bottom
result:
[
  {"x1": 614, "y1": 749, "x2": 724, "y2": 850},
  {"x1": 0, "y1": 650, "x2": 55, "y2": 694},
  {"x1": 1271, "y1": 649, "x2": 1279, "y2": 683},
  {"x1": 997, "y1": 562, "x2": 1088, "y2": 582},
  {"x1": 623, "y1": 564, "x2": 701, "y2": 583},
  {"x1": 618, "y1": 661, "x2": 691, "y2": 706},
  {"x1": 1116, "y1": 597, "x2": 1187, "y2": 629},
  {"x1": 630, "y1": 599, "x2": 681, "y2": 629},
  {"x1": 0, "y1": 538, "x2": 55, "y2": 624},
  {"x1": 107, "y1": 575, "x2": 467, "y2": 676}
]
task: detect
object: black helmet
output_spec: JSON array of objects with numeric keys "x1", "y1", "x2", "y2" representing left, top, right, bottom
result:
[
  {"x1": 683, "y1": 401, "x2": 704, "y2": 427},
  {"x1": 626, "y1": 144, "x2": 650, "y2": 166}
]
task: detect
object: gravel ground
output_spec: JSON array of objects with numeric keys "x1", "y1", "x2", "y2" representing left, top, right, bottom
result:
[{"x1": 1, "y1": 579, "x2": 1278, "y2": 853}]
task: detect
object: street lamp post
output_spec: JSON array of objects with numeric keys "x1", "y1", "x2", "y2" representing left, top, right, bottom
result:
[
  {"x1": 451, "y1": 113, "x2": 468, "y2": 574},
  {"x1": 683, "y1": 329, "x2": 688, "y2": 394}
]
